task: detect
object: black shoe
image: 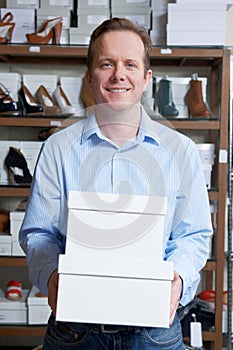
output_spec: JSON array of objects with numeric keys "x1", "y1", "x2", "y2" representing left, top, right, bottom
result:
[
  {"x1": 4, "y1": 146, "x2": 33, "y2": 184},
  {"x1": 0, "y1": 82, "x2": 18, "y2": 115},
  {"x1": 18, "y1": 85, "x2": 44, "y2": 116}
]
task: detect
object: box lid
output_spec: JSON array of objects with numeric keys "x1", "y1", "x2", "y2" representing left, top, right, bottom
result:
[
  {"x1": 0, "y1": 232, "x2": 11, "y2": 244},
  {"x1": 58, "y1": 255, "x2": 174, "y2": 280},
  {"x1": 68, "y1": 191, "x2": 166, "y2": 215},
  {"x1": 27, "y1": 285, "x2": 49, "y2": 306},
  {"x1": 0, "y1": 289, "x2": 29, "y2": 309},
  {"x1": 10, "y1": 211, "x2": 25, "y2": 221}
]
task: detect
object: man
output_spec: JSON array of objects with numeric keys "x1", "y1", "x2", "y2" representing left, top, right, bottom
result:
[{"x1": 19, "y1": 17, "x2": 212, "y2": 349}]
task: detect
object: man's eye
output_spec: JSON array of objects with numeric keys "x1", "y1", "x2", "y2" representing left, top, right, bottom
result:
[
  {"x1": 102, "y1": 62, "x2": 111, "y2": 68},
  {"x1": 127, "y1": 63, "x2": 136, "y2": 68}
]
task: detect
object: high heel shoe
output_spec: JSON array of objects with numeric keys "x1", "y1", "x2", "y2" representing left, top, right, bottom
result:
[
  {"x1": 0, "y1": 12, "x2": 15, "y2": 43},
  {"x1": 18, "y1": 85, "x2": 44, "y2": 116},
  {"x1": 4, "y1": 147, "x2": 33, "y2": 184},
  {"x1": 26, "y1": 17, "x2": 62, "y2": 45},
  {"x1": 0, "y1": 82, "x2": 18, "y2": 115},
  {"x1": 53, "y1": 86, "x2": 76, "y2": 116},
  {"x1": 36, "y1": 85, "x2": 61, "y2": 116}
]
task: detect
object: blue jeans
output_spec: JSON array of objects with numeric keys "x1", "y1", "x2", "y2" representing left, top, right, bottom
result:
[{"x1": 43, "y1": 313, "x2": 185, "y2": 349}]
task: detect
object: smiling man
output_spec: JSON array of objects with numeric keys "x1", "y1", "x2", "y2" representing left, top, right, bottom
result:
[{"x1": 19, "y1": 18, "x2": 212, "y2": 350}]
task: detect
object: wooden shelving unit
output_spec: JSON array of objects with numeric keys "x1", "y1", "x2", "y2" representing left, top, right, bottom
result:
[{"x1": 0, "y1": 45, "x2": 230, "y2": 350}]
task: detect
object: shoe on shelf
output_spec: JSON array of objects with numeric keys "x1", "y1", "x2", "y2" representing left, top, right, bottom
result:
[
  {"x1": 0, "y1": 12, "x2": 15, "y2": 44},
  {"x1": 36, "y1": 85, "x2": 61, "y2": 116},
  {"x1": 156, "y1": 76, "x2": 179, "y2": 117},
  {"x1": 185, "y1": 73, "x2": 210, "y2": 118},
  {"x1": 38, "y1": 127, "x2": 57, "y2": 141},
  {"x1": 0, "y1": 82, "x2": 18, "y2": 115},
  {"x1": 53, "y1": 85, "x2": 76, "y2": 116},
  {"x1": 26, "y1": 17, "x2": 62, "y2": 45},
  {"x1": 5, "y1": 280, "x2": 22, "y2": 301},
  {"x1": 18, "y1": 85, "x2": 44, "y2": 116},
  {"x1": 4, "y1": 146, "x2": 33, "y2": 184}
]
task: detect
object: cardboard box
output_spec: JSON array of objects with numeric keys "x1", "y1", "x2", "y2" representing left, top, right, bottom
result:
[
  {"x1": 23, "y1": 74, "x2": 58, "y2": 96},
  {"x1": 27, "y1": 285, "x2": 51, "y2": 324},
  {"x1": 111, "y1": 0, "x2": 150, "y2": 7},
  {"x1": 0, "y1": 73, "x2": 21, "y2": 102},
  {"x1": 56, "y1": 191, "x2": 173, "y2": 327},
  {"x1": 77, "y1": 0, "x2": 110, "y2": 8},
  {"x1": 40, "y1": 0, "x2": 73, "y2": 10},
  {"x1": 0, "y1": 233, "x2": 11, "y2": 256},
  {"x1": 10, "y1": 211, "x2": 25, "y2": 240},
  {"x1": 69, "y1": 28, "x2": 90, "y2": 44},
  {"x1": 77, "y1": 8, "x2": 110, "y2": 35},
  {"x1": 167, "y1": 30, "x2": 225, "y2": 46},
  {"x1": 1, "y1": 8, "x2": 35, "y2": 43},
  {"x1": 111, "y1": 7, "x2": 152, "y2": 29},
  {"x1": 6, "y1": 0, "x2": 39, "y2": 8},
  {"x1": 0, "y1": 289, "x2": 28, "y2": 324},
  {"x1": 36, "y1": 8, "x2": 71, "y2": 30}
]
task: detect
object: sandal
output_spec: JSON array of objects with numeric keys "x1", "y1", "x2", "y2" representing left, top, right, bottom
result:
[{"x1": 5, "y1": 280, "x2": 22, "y2": 301}]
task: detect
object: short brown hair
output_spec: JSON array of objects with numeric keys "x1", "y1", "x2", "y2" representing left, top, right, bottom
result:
[{"x1": 87, "y1": 17, "x2": 152, "y2": 77}]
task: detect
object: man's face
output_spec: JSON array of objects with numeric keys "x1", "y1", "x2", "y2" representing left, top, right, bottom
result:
[{"x1": 86, "y1": 30, "x2": 152, "y2": 109}]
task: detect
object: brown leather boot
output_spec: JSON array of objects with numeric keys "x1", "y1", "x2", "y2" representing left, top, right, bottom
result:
[{"x1": 185, "y1": 80, "x2": 210, "y2": 118}]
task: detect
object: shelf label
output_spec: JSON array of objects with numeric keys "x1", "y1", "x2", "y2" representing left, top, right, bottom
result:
[
  {"x1": 160, "y1": 48, "x2": 172, "y2": 55},
  {"x1": 28, "y1": 46, "x2": 40, "y2": 53},
  {"x1": 50, "y1": 120, "x2": 61, "y2": 127},
  {"x1": 219, "y1": 149, "x2": 228, "y2": 163}
]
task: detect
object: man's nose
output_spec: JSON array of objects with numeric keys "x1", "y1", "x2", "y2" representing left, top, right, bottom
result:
[{"x1": 111, "y1": 63, "x2": 126, "y2": 81}]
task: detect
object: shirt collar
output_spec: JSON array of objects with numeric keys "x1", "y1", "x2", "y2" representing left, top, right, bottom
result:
[{"x1": 80, "y1": 106, "x2": 161, "y2": 146}]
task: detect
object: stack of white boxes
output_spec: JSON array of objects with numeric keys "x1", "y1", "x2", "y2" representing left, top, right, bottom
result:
[
  {"x1": 167, "y1": 1, "x2": 229, "y2": 46},
  {"x1": 111, "y1": 0, "x2": 151, "y2": 30},
  {"x1": 56, "y1": 191, "x2": 173, "y2": 327},
  {"x1": 10, "y1": 210, "x2": 25, "y2": 256},
  {"x1": 0, "y1": 8, "x2": 35, "y2": 44},
  {"x1": 69, "y1": 0, "x2": 110, "y2": 45},
  {"x1": 155, "y1": 76, "x2": 207, "y2": 118},
  {"x1": 150, "y1": 0, "x2": 172, "y2": 46},
  {"x1": 0, "y1": 232, "x2": 11, "y2": 256}
]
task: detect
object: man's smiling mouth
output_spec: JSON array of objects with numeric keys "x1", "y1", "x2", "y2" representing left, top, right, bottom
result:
[{"x1": 107, "y1": 88, "x2": 129, "y2": 93}]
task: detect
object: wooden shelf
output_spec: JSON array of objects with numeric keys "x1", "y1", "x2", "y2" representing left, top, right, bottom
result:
[
  {"x1": 0, "y1": 257, "x2": 26, "y2": 266},
  {"x1": 0, "y1": 186, "x2": 30, "y2": 197},
  {"x1": 0, "y1": 325, "x2": 46, "y2": 337}
]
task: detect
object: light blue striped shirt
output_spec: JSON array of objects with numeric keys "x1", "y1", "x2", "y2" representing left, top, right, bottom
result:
[{"x1": 19, "y1": 108, "x2": 212, "y2": 306}]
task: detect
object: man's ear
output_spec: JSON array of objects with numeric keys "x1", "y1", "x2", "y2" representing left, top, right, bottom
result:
[
  {"x1": 80, "y1": 70, "x2": 95, "y2": 108},
  {"x1": 85, "y1": 69, "x2": 92, "y2": 89},
  {"x1": 143, "y1": 69, "x2": 153, "y2": 92}
]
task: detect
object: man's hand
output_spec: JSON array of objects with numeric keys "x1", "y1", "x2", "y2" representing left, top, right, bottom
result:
[
  {"x1": 48, "y1": 269, "x2": 59, "y2": 317},
  {"x1": 170, "y1": 270, "x2": 182, "y2": 325}
]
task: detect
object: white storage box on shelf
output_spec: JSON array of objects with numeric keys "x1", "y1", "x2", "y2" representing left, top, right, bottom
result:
[
  {"x1": 10, "y1": 211, "x2": 25, "y2": 256},
  {"x1": 0, "y1": 233, "x2": 11, "y2": 256},
  {"x1": 23, "y1": 74, "x2": 57, "y2": 97},
  {"x1": 40, "y1": 0, "x2": 73, "y2": 10},
  {"x1": 6, "y1": 0, "x2": 39, "y2": 8},
  {"x1": 77, "y1": 8, "x2": 110, "y2": 35},
  {"x1": 0, "y1": 141, "x2": 20, "y2": 185},
  {"x1": 60, "y1": 76, "x2": 85, "y2": 115},
  {"x1": 27, "y1": 285, "x2": 51, "y2": 325},
  {"x1": 77, "y1": 0, "x2": 110, "y2": 8},
  {"x1": 111, "y1": 7, "x2": 152, "y2": 29},
  {"x1": 111, "y1": 0, "x2": 150, "y2": 7},
  {"x1": 56, "y1": 191, "x2": 173, "y2": 328},
  {"x1": 69, "y1": 28, "x2": 90, "y2": 45},
  {"x1": 1, "y1": 8, "x2": 35, "y2": 43},
  {"x1": 0, "y1": 289, "x2": 29, "y2": 324},
  {"x1": 19, "y1": 141, "x2": 43, "y2": 177},
  {"x1": 37, "y1": 8, "x2": 71, "y2": 30},
  {"x1": 0, "y1": 73, "x2": 21, "y2": 102},
  {"x1": 196, "y1": 143, "x2": 215, "y2": 189}
]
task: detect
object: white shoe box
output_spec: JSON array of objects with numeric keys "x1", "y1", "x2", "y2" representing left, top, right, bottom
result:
[
  {"x1": 12, "y1": 240, "x2": 25, "y2": 256},
  {"x1": 151, "y1": 11, "x2": 167, "y2": 34},
  {"x1": 0, "y1": 73, "x2": 21, "y2": 102},
  {"x1": 6, "y1": 0, "x2": 39, "y2": 8},
  {"x1": 0, "y1": 141, "x2": 20, "y2": 185},
  {"x1": 77, "y1": 0, "x2": 110, "y2": 8},
  {"x1": 19, "y1": 141, "x2": 43, "y2": 177},
  {"x1": 1, "y1": 8, "x2": 35, "y2": 43},
  {"x1": 40, "y1": 0, "x2": 73, "y2": 10},
  {"x1": 23, "y1": 74, "x2": 58, "y2": 96},
  {"x1": 0, "y1": 289, "x2": 29, "y2": 324},
  {"x1": 167, "y1": 30, "x2": 225, "y2": 46},
  {"x1": 27, "y1": 285, "x2": 51, "y2": 324},
  {"x1": 0, "y1": 233, "x2": 11, "y2": 256},
  {"x1": 56, "y1": 191, "x2": 173, "y2": 328},
  {"x1": 60, "y1": 76, "x2": 83, "y2": 104},
  {"x1": 69, "y1": 28, "x2": 90, "y2": 44},
  {"x1": 10, "y1": 211, "x2": 25, "y2": 241},
  {"x1": 111, "y1": 0, "x2": 150, "y2": 7},
  {"x1": 77, "y1": 8, "x2": 110, "y2": 35},
  {"x1": 151, "y1": 0, "x2": 171, "y2": 11},
  {"x1": 111, "y1": 7, "x2": 152, "y2": 29},
  {"x1": 37, "y1": 8, "x2": 71, "y2": 30}
]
